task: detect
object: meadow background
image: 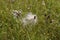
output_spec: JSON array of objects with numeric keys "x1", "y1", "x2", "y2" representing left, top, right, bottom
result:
[{"x1": 0, "y1": 0, "x2": 60, "y2": 40}]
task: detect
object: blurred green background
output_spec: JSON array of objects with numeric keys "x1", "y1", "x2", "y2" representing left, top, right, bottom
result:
[{"x1": 0, "y1": 0, "x2": 60, "y2": 40}]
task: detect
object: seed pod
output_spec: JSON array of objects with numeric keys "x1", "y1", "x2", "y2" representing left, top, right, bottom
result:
[{"x1": 12, "y1": 10, "x2": 20, "y2": 18}]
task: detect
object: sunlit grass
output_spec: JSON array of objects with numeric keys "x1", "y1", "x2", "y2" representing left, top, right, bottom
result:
[{"x1": 0, "y1": 0, "x2": 60, "y2": 40}]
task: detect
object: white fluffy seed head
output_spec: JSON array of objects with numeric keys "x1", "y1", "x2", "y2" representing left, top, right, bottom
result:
[{"x1": 22, "y1": 12, "x2": 37, "y2": 26}]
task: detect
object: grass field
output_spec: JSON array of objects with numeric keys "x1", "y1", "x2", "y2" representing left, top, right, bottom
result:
[{"x1": 0, "y1": 0, "x2": 60, "y2": 40}]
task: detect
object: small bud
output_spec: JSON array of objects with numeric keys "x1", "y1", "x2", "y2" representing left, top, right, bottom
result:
[
  {"x1": 34, "y1": 16, "x2": 36, "y2": 19},
  {"x1": 50, "y1": 19, "x2": 54, "y2": 23},
  {"x1": 44, "y1": 14, "x2": 47, "y2": 16}
]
